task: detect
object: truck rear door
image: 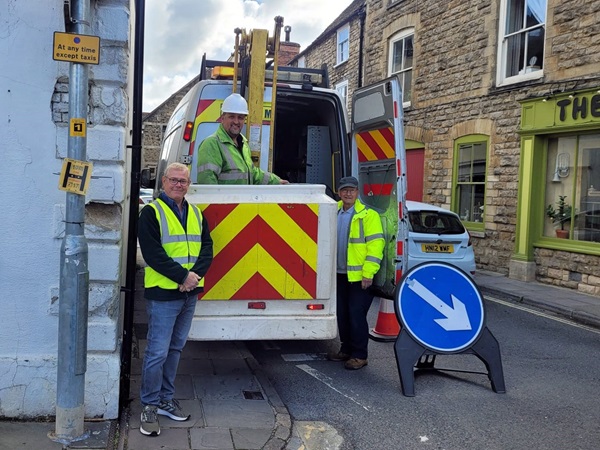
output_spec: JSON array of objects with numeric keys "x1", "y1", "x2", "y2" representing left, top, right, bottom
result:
[{"x1": 351, "y1": 76, "x2": 407, "y2": 299}]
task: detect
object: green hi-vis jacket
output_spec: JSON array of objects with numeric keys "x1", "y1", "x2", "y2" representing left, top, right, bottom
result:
[
  {"x1": 144, "y1": 199, "x2": 205, "y2": 290},
  {"x1": 196, "y1": 124, "x2": 281, "y2": 185},
  {"x1": 338, "y1": 199, "x2": 385, "y2": 282}
]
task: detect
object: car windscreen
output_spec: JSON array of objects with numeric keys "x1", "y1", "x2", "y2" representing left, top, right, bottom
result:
[{"x1": 408, "y1": 211, "x2": 465, "y2": 235}]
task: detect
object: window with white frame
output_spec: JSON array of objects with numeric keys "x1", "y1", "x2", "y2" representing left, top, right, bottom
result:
[
  {"x1": 388, "y1": 29, "x2": 413, "y2": 105},
  {"x1": 454, "y1": 136, "x2": 488, "y2": 228},
  {"x1": 297, "y1": 56, "x2": 306, "y2": 68},
  {"x1": 336, "y1": 24, "x2": 350, "y2": 65},
  {"x1": 498, "y1": 0, "x2": 547, "y2": 85},
  {"x1": 335, "y1": 80, "x2": 349, "y2": 110}
]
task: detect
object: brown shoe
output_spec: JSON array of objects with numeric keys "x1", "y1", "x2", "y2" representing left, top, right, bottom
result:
[
  {"x1": 327, "y1": 351, "x2": 351, "y2": 362},
  {"x1": 344, "y1": 358, "x2": 368, "y2": 370}
]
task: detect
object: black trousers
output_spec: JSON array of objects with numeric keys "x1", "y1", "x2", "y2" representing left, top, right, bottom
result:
[{"x1": 336, "y1": 273, "x2": 375, "y2": 360}]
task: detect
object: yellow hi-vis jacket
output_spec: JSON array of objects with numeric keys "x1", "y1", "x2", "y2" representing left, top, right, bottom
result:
[
  {"x1": 196, "y1": 124, "x2": 281, "y2": 185},
  {"x1": 338, "y1": 199, "x2": 385, "y2": 282},
  {"x1": 144, "y1": 199, "x2": 205, "y2": 290}
]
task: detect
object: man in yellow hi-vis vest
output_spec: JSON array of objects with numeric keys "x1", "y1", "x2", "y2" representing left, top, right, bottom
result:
[
  {"x1": 138, "y1": 162, "x2": 213, "y2": 437},
  {"x1": 328, "y1": 176, "x2": 384, "y2": 370}
]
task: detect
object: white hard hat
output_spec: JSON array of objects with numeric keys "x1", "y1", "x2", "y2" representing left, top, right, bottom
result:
[{"x1": 221, "y1": 93, "x2": 249, "y2": 115}]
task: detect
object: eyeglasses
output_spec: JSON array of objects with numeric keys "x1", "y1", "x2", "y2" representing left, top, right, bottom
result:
[{"x1": 165, "y1": 177, "x2": 190, "y2": 186}]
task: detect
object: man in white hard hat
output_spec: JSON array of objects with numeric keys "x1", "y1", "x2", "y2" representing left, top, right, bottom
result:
[{"x1": 197, "y1": 93, "x2": 289, "y2": 185}]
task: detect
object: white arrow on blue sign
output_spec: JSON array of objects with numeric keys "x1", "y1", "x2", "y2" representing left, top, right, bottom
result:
[{"x1": 397, "y1": 262, "x2": 484, "y2": 352}]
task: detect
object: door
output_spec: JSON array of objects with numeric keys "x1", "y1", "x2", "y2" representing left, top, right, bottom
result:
[
  {"x1": 406, "y1": 148, "x2": 424, "y2": 201},
  {"x1": 351, "y1": 76, "x2": 407, "y2": 299}
]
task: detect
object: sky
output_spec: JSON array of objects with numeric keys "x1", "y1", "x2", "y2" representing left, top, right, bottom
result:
[{"x1": 142, "y1": 0, "x2": 354, "y2": 112}]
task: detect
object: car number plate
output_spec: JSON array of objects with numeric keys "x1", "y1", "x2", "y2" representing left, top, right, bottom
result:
[{"x1": 421, "y1": 243, "x2": 453, "y2": 253}]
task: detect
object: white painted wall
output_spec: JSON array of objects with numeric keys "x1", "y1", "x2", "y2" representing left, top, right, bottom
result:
[{"x1": 0, "y1": 0, "x2": 132, "y2": 419}]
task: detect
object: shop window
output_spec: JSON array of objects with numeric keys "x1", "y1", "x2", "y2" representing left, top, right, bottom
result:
[
  {"x1": 453, "y1": 137, "x2": 488, "y2": 229},
  {"x1": 388, "y1": 29, "x2": 413, "y2": 105},
  {"x1": 497, "y1": 0, "x2": 546, "y2": 86},
  {"x1": 544, "y1": 133, "x2": 600, "y2": 241},
  {"x1": 336, "y1": 24, "x2": 350, "y2": 65}
]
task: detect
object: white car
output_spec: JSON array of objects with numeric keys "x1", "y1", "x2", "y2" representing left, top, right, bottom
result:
[
  {"x1": 405, "y1": 201, "x2": 476, "y2": 275},
  {"x1": 139, "y1": 188, "x2": 154, "y2": 211}
]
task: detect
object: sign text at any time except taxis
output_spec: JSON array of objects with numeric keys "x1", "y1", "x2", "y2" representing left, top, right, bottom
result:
[{"x1": 53, "y1": 32, "x2": 100, "y2": 64}]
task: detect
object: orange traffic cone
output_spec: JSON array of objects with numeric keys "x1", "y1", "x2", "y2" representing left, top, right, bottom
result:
[{"x1": 369, "y1": 297, "x2": 400, "y2": 342}]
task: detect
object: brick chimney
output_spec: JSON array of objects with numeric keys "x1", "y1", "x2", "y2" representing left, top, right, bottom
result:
[{"x1": 279, "y1": 25, "x2": 300, "y2": 66}]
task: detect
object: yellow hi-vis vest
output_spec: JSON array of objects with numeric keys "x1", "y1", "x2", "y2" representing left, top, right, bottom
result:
[
  {"x1": 144, "y1": 199, "x2": 204, "y2": 290},
  {"x1": 339, "y1": 199, "x2": 385, "y2": 282}
]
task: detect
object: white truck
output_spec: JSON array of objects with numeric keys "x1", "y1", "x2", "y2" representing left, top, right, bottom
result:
[{"x1": 143, "y1": 20, "x2": 407, "y2": 340}]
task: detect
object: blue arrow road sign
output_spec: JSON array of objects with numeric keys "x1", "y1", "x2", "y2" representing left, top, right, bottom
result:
[{"x1": 397, "y1": 262, "x2": 484, "y2": 352}]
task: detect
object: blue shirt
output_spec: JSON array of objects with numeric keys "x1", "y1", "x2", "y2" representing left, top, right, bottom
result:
[
  {"x1": 159, "y1": 192, "x2": 188, "y2": 227},
  {"x1": 337, "y1": 205, "x2": 354, "y2": 273}
]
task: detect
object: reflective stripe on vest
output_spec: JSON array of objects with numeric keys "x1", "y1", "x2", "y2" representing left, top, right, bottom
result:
[
  {"x1": 197, "y1": 162, "x2": 222, "y2": 176},
  {"x1": 216, "y1": 138, "x2": 252, "y2": 184},
  {"x1": 346, "y1": 210, "x2": 384, "y2": 281},
  {"x1": 144, "y1": 199, "x2": 204, "y2": 289}
]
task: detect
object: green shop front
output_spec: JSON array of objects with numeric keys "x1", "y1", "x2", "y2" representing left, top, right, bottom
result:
[{"x1": 511, "y1": 88, "x2": 600, "y2": 294}]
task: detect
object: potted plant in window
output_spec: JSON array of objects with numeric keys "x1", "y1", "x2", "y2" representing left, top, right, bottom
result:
[{"x1": 546, "y1": 195, "x2": 572, "y2": 238}]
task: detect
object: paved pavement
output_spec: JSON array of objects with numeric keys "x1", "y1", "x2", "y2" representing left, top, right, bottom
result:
[{"x1": 1, "y1": 268, "x2": 599, "y2": 450}]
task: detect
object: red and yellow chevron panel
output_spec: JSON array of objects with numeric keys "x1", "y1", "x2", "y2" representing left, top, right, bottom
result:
[
  {"x1": 356, "y1": 127, "x2": 395, "y2": 162},
  {"x1": 197, "y1": 203, "x2": 319, "y2": 300}
]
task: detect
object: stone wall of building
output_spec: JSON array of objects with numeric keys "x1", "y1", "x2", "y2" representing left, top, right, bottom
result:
[
  {"x1": 360, "y1": 0, "x2": 600, "y2": 282},
  {"x1": 535, "y1": 248, "x2": 600, "y2": 295},
  {"x1": 298, "y1": 12, "x2": 363, "y2": 116}
]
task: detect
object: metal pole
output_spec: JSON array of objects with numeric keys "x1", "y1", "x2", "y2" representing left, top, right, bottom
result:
[
  {"x1": 120, "y1": 0, "x2": 145, "y2": 412},
  {"x1": 267, "y1": 16, "x2": 283, "y2": 173},
  {"x1": 52, "y1": 0, "x2": 91, "y2": 444}
]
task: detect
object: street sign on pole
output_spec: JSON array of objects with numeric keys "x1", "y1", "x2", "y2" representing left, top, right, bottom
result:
[
  {"x1": 393, "y1": 262, "x2": 505, "y2": 396},
  {"x1": 53, "y1": 32, "x2": 100, "y2": 65}
]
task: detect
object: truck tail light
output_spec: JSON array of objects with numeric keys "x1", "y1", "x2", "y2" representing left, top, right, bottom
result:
[
  {"x1": 306, "y1": 304, "x2": 324, "y2": 310},
  {"x1": 183, "y1": 121, "x2": 194, "y2": 141},
  {"x1": 248, "y1": 302, "x2": 266, "y2": 310}
]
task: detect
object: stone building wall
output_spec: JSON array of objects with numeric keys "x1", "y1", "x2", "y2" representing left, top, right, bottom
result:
[
  {"x1": 296, "y1": 7, "x2": 363, "y2": 117},
  {"x1": 535, "y1": 248, "x2": 600, "y2": 295},
  {"x1": 359, "y1": 0, "x2": 600, "y2": 289}
]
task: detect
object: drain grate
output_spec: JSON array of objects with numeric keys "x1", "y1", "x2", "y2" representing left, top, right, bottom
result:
[{"x1": 242, "y1": 390, "x2": 264, "y2": 400}]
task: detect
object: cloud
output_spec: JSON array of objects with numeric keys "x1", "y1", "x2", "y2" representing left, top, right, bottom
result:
[{"x1": 143, "y1": 0, "x2": 353, "y2": 111}]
